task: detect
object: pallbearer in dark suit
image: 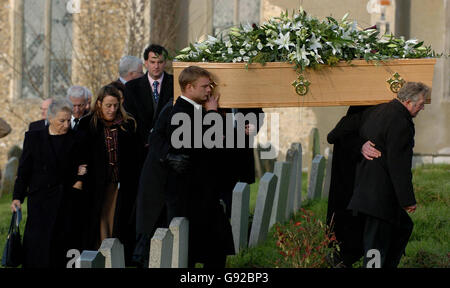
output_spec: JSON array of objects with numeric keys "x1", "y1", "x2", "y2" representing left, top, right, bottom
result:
[
  {"x1": 166, "y1": 66, "x2": 234, "y2": 268},
  {"x1": 11, "y1": 98, "x2": 86, "y2": 268},
  {"x1": 348, "y1": 82, "x2": 430, "y2": 268},
  {"x1": 123, "y1": 44, "x2": 174, "y2": 154},
  {"x1": 326, "y1": 105, "x2": 379, "y2": 267}
]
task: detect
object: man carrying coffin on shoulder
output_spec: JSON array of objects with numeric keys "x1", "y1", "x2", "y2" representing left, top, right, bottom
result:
[{"x1": 165, "y1": 66, "x2": 234, "y2": 268}]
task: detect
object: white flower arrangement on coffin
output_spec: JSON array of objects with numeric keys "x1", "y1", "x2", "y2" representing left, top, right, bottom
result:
[{"x1": 174, "y1": 8, "x2": 438, "y2": 72}]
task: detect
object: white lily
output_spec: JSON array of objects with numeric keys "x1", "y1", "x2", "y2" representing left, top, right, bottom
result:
[
  {"x1": 207, "y1": 35, "x2": 218, "y2": 44},
  {"x1": 243, "y1": 23, "x2": 253, "y2": 33},
  {"x1": 257, "y1": 42, "x2": 264, "y2": 50},
  {"x1": 299, "y1": 44, "x2": 310, "y2": 66},
  {"x1": 274, "y1": 32, "x2": 295, "y2": 51},
  {"x1": 307, "y1": 32, "x2": 323, "y2": 54}
]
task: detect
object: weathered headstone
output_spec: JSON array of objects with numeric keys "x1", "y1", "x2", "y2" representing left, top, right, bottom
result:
[
  {"x1": 0, "y1": 157, "x2": 19, "y2": 197},
  {"x1": 269, "y1": 162, "x2": 291, "y2": 227},
  {"x1": 249, "y1": 172, "x2": 278, "y2": 247},
  {"x1": 322, "y1": 151, "x2": 333, "y2": 199},
  {"x1": 7, "y1": 145, "x2": 22, "y2": 160},
  {"x1": 169, "y1": 217, "x2": 189, "y2": 268},
  {"x1": 307, "y1": 155, "x2": 326, "y2": 200},
  {"x1": 98, "y1": 238, "x2": 125, "y2": 268},
  {"x1": 149, "y1": 228, "x2": 173, "y2": 268},
  {"x1": 76, "y1": 251, "x2": 105, "y2": 268},
  {"x1": 285, "y1": 143, "x2": 303, "y2": 219},
  {"x1": 307, "y1": 128, "x2": 320, "y2": 184},
  {"x1": 231, "y1": 182, "x2": 250, "y2": 254}
]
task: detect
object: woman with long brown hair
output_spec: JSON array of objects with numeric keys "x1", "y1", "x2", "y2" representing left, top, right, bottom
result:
[{"x1": 77, "y1": 85, "x2": 140, "y2": 265}]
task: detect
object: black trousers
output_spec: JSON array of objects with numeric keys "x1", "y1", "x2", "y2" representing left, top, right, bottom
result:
[{"x1": 362, "y1": 210, "x2": 413, "y2": 268}]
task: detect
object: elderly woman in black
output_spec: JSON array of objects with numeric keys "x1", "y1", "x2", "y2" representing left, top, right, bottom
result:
[
  {"x1": 77, "y1": 85, "x2": 140, "y2": 265},
  {"x1": 11, "y1": 98, "x2": 86, "y2": 268}
]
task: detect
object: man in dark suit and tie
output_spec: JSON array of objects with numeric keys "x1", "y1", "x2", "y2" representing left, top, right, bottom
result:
[
  {"x1": 66, "y1": 86, "x2": 89, "y2": 131},
  {"x1": 28, "y1": 98, "x2": 53, "y2": 131},
  {"x1": 123, "y1": 44, "x2": 174, "y2": 154}
]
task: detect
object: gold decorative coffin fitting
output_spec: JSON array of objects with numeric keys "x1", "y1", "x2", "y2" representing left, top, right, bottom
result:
[{"x1": 172, "y1": 58, "x2": 435, "y2": 108}]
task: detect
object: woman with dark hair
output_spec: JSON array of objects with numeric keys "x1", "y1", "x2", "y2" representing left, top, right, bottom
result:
[
  {"x1": 77, "y1": 85, "x2": 140, "y2": 265},
  {"x1": 11, "y1": 98, "x2": 86, "y2": 267}
]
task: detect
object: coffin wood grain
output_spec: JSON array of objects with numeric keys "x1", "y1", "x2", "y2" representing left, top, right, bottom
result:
[{"x1": 172, "y1": 59, "x2": 435, "y2": 108}]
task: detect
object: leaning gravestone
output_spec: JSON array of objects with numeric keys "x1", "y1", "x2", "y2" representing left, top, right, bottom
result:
[
  {"x1": 285, "y1": 143, "x2": 302, "y2": 219},
  {"x1": 98, "y1": 238, "x2": 125, "y2": 268},
  {"x1": 249, "y1": 172, "x2": 278, "y2": 247},
  {"x1": 0, "y1": 157, "x2": 19, "y2": 197},
  {"x1": 322, "y1": 151, "x2": 333, "y2": 199},
  {"x1": 76, "y1": 251, "x2": 105, "y2": 268},
  {"x1": 269, "y1": 162, "x2": 291, "y2": 228},
  {"x1": 169, "y1": 217, "x2": 189, "y2": 268},
  {"x1": 307, "y1": 155, "x2": 326, "y2": 200},
  {"x1": 231, "y1": 182, "x2": 250, "y2": 254},
  {"x1": 149, "y1": 228, "x2": 173, "y2": 268}
]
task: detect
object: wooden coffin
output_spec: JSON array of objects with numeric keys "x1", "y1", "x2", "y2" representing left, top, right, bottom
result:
[{"x1": 172, "y1": 58, "x2": 435, "y2": 108}]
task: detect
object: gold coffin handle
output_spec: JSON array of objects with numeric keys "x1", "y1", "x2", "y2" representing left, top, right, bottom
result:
[
  {"x1": 292, "y1": 74, "x2": 310, "y2": 96},
  {"x1": 387, "y1": 72, "x2": 406, "y2": 93}
]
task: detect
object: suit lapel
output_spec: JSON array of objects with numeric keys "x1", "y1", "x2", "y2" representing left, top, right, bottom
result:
[{"x1": 140, "y1": 73, "x2": 154, "y2": 118}]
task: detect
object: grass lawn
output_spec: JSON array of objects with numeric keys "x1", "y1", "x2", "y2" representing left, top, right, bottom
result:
[
  {"x1": 227, "y1": 164, "x2": 450, "y2": 268},
  {"x1": 0, "y1": 192, "x2": 27, "y2": 265},
  {"x1": 0, "y1": 165, "x2": 448, "y2": 268}
]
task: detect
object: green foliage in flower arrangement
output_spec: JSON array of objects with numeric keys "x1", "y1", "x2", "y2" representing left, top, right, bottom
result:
[{"x1": 175, "y1": 8, "x2": 439, "y2": 72}]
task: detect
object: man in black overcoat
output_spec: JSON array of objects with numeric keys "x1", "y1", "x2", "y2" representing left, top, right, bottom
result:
[
  {"x1": 326, "y1": 105, "x2": 381, "y2": 267},
  {"x1": 348, "y1": 82, "x2": 429, "y2": 268},
  {"x1": 133, "y1": 98, "x2": 173, "y2": 267},
  {"x1": 123, "y1": 44, "x2": 173, "y2": 155},
  {"x1": 165, "y1": 66, "x2": 234, "y2": 268},
  {"x1": 218, "y1": 108, "x2": 264, "y2": 219}
]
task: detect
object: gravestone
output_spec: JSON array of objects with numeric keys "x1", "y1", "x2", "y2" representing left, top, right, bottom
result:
[
  {"x1": 98, "y1": 238, "x2": 125, "y2": 268},
  {"x1": 231, "y1": 182, "x2": 250, "y2": 254},
  {"x1": 249, "y1": 172, "x2": 278, "y2": 247},
  {"x1": 322, "y1": 151, "x2": 333, "y2": 199},
  {"x1": 169, "y1": 217, "x2": 189, "y2": 268},
  {"x1": 307, "y1": 155, "x2": 326, "y2": 200},
  {"x1": 307, "y1": 128, "x2": 320, "y2": 183},
  {"x1": 149, "y1": 228, "x2": 173, "y2": 268},
  {"x1": 7, "y1": 145, "x2": 22, "y2": 160},
  {"x1": 76, "y1": 251, "x2": 105, "y2": 268},
  {"x1": 0, "y1": 157, "x2": 19, "y2": 197},
  {"x1": 269, "y1": 162, "x2": 291, "y2": 227},
  {"x1": 285, "y1": 143, "x2": 302, "y2": 219}
]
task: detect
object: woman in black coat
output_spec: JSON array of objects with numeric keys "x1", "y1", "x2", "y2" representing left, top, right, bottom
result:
[
  {"x1": 11, "y1": 98, "x2": 86, "y2": 268},
  {"x1": 77, "y1": 85, "x2": 140, "y2": 265}
]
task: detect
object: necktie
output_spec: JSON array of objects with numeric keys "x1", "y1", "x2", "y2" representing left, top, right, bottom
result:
[
  {"x1": 73, "y1": 118, "x2": 79, "y2": 128},
  {"x1": 152, "y1": 81, "x2": 159, "y2": 103}
]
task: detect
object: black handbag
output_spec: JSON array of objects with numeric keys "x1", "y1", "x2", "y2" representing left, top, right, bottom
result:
[{"x1": 1, "y1": 209, "x2": 23, "y2": 267}]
